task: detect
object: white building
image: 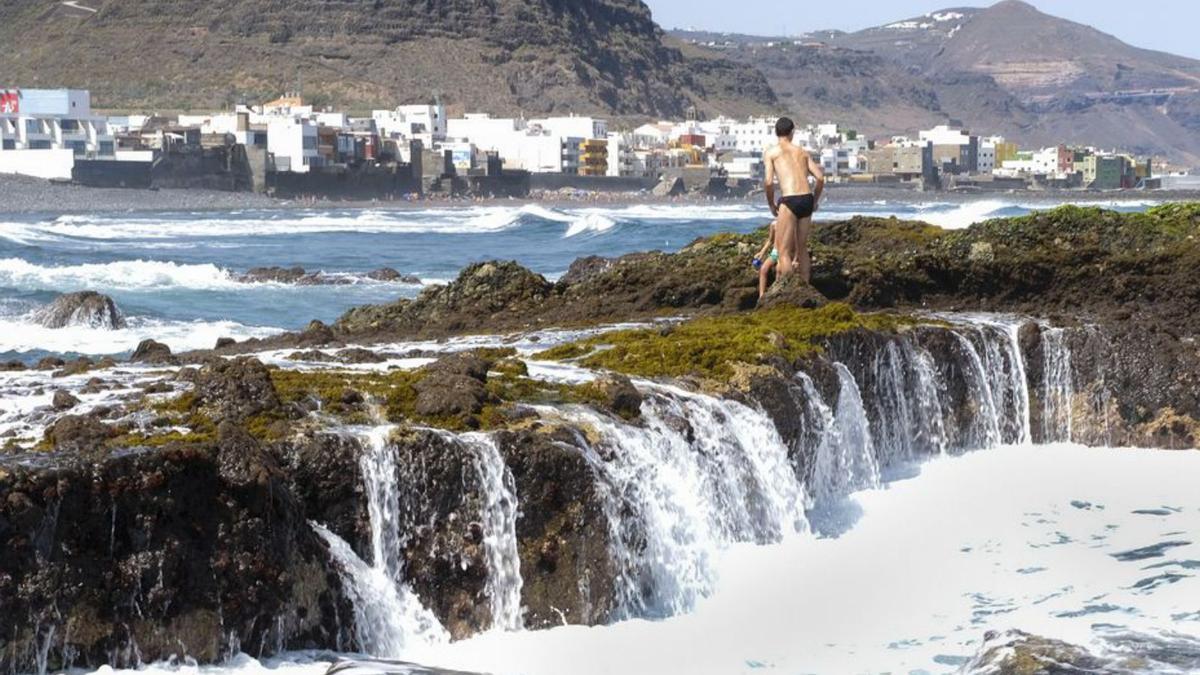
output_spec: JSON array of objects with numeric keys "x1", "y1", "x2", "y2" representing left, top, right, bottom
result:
[
  {"x1": 978, "y1": 141, "x2": 996, "y2": 174},
  {"x1": 373, "y1": 104, "x2": 447, "y2": 142},
  {"x1": 606, "y1": 132, "x2": 639, "y2": 177},
  {"x1": 730, "y1": 117, "x2": 775, "y2": 154},
  {"x1": 529, "y1": 115, "x2": 607, "y2": 142},
  {"x1": 0, "y1": 89, "x2": 115, "y2": 179},
  {"x1": 632, "y1": 122, "x2": 672, "y2": 148},
  {"x1": 267, "y1": 118, "x2": 319, "y2": 172},
  {"x1": 919, "y1": 124, "x2": 972, "y2": 147}
]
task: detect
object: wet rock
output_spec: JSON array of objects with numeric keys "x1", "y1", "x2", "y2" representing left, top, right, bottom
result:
[
  {"x1": 130, "y1": 339, "x2": 174, "y2": 364},
  {"x1": 424, "y1": 352, "x2": 492, "y2": 382},
  {"x1": 51, "y1": 389, "x2": 80, "y2": 411},
  {"x1": 32, "y1": 291, "x2": 126, "y2": 330},
  {"x1": 52, "y1": 356, "x2": 95, "y2": 378},
  {"x1": 193, "y1": 357, "x2": 280, "y2": 421},
  {"x1": 413, "y1": 374, "x2": 488, "y2": 420},
  {"x1": 558, "y1": 255, "x2": 615, "y2": 287},
  {"x1": 0, "y1": 360, "x2": 26, "y2": 371},
  {"x1": 595, "y1": 374, "x2": 643, "y2": 419},
  {"x1": 366, "y1": 267, "x2": 421, "y2": 284},
  {"x1": 36, "y1": 356, "x2": 66, "y2": 371},
  {"x1": 287, "y1": 350, "x2": 337, "y2": 363},
  {"x1": 298, "y1": 320, "x2": 337, "y2": 347},
  {"x1": 43, "y1": 414, "x2": 115, "y2": 453},
  {"x1": 0, "y1": 439, "x2": 352, "y2": 672},
  {"x1": 495, "y1": 428, "x2": 617, "y2": 629},
  {"x1": 963, "y1": 629, "x2": 1110, "y2": 674},
  {"x1": 239, "y1": 266, "x2": 308, "y2": 284},
  {"x1": 214, "y1": 337, "x2": 237, "y2": 349},
  {"x1": 336, "y1": 347, "x2": 387, "y2": 364},
  {"x1": 759, "y1": 274, "x2": 828, "y2": 310}
]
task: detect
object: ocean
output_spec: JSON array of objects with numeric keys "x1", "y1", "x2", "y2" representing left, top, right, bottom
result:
[{"x1": 0, "y1": 197, "x2": 1159, "y2": 361}]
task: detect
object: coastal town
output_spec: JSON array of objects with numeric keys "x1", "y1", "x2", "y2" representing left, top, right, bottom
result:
[{"x1": 0, "y1": 86, "x2": 1194, "y2": 200}]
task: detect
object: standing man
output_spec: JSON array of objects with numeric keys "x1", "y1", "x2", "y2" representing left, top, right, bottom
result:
[{"x1": 764, "y1": 117, "x2": 824, "y2": 282}]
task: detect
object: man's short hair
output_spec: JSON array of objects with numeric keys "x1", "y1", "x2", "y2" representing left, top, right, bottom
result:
[{"x1": 775, "y1": 117, "x2": 795, "y2": 137}]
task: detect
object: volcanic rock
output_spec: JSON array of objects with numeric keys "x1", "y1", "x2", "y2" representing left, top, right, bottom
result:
[
  {"x1": 130, "y1": 339, "x2": 174, "y2": 364},
  {"x1": 33, "y1": 291, "x2": 126, "y2": 330}
]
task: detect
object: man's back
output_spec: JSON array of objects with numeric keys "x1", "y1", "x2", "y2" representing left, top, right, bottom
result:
[{"x1": 766, "y1": 142, "x2": 812, "y2": 197}]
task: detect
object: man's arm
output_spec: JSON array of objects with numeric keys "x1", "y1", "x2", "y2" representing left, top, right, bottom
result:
[
  {"x1": 764, "y1": 152, "x2": 778, "y2": 216},
  {"x1": 807, "y1": 154, "x2": 825, "y2": 211}
]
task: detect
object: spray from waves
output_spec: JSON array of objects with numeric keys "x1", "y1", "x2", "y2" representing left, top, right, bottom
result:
[
  {"x1": 0, "y1": 258, "x2": 424, "y2": 292},
  {"x1": 0, "y1": 316, "x2": 283, "y2": 355},
  {"x1": 0, "y1": 258, "x2": 242, "y2": 291},
  {"x1": 562, "y1": 213, "x2": 618, "y2": 238},
  {"x1": 14, "y1": 204, "x2": 611, "y2": 241}
]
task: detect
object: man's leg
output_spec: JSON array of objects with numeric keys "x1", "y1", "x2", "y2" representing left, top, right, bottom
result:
[
  {"x1": 795, "y1": 216, "x2": 813, "y2": 283},
  {"x1": 775, "y1": 207, "x2": 797, "y2": 277}
]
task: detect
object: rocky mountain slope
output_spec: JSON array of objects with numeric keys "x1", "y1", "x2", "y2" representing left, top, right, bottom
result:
[
  {"x1": 676, "y1": 0, "x2": 1200, "y2": 166},
  {"x1": 0, "y1": 0, "x2": 775, "y2": 118}
]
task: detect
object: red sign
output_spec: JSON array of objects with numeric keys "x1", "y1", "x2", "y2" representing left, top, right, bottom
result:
[{"x1": 0, "y1": 90, "x2": 18, "y2": 114}]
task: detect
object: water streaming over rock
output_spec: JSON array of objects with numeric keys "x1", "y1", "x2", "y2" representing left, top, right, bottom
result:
[
  {"x1": 458, "y1": 432, "x2": 524, "y2": 632},
  {"x1": 1041, "y1": 326, "x2": 1074, "y2": 443},
  {"x1": 869, "y1": 339, "x2": 949, "y2": 462},
  {"x1": 315, "y1": 426, "x2": 448, "y2": 657},
  {"x1": 553, "y1": 384, "x2": 808, "y2": 619}
]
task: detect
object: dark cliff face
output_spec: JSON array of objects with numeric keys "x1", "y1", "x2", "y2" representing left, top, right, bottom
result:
[
  {"x1": 0, "y1": 442, "x2": 352, "y2": 673},
  {"x1": 0, "y1": 0, "x2": 775, "y2": 116}
]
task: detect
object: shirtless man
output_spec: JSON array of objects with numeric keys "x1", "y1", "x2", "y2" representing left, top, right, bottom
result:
[{"x1": 764, "y1": 117, "x2": 825, "y2": 282}]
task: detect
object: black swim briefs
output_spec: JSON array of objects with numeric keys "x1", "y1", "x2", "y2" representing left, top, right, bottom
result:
[{"x1": 779, "y1": 194, "x2": 815, "y2": 219}]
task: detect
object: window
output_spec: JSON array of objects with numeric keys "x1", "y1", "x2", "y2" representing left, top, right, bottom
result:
[
  {"x1": 1, "y1": 139, "x2": 13, "y2": 150},
  {"x1": 99, "y1": 141, "x2": 114, "y2": 155},
  {"x1": 302, "y1": 136, "x2": 317, "y2": 150},
  {"x1": 67, "y1": 140, "x2": 87, "y2": 155},
  {"x1": 61, "y1": 119, "x2": 79, "y2": 132}
]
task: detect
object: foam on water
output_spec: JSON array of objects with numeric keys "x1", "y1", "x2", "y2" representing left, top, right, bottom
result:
[
  {"x1": 411, "y1": 444, "x2": 1200, "y2": 675},
  {"x1": 0, "y1": 317, "x2": 282, "y2": 356}
]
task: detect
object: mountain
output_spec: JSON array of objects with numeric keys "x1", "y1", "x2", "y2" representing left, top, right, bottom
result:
[
  {"x1": 675, "y1": 0, "x2": 1200, "y2": 166},
  {"x1": 0, "y1": 0, "x2": 775, "y2": 118}
]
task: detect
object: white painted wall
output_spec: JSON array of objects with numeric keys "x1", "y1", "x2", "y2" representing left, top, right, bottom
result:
[{"x1": 0, "y1": 148, "x2": 75, "y2": 179}]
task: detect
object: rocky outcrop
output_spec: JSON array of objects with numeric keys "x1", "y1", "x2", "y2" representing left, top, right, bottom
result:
[
  {"x1": 32, "y1": 291, "x2": 126, "y2": 330},
  {"x1": 130, "y1": 339, "x2": 173, "y2": 364},
  {"x1": 0, "y1": 443, "x2": 352, "y2": 673},
  {"x1": 238, "y1": 267, "x2": 420, "y2": 285}
]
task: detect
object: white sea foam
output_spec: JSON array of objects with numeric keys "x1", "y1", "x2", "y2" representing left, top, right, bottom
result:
[
  {"x1": 0, "y1": 258, "x2": 242, "y2": 291},
  {"x1": 0, "y1": 317, "x2": 282, "y2": 355},
  {"x1": 414, "y1": 443, "x2": 1200, "y2": 675},
  {"x1": 562, "y1": 213, "x2": 618, "y2": 237}
]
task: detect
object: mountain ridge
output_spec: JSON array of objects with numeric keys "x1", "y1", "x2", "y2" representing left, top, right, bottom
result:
[{"x1": 0, "y1": 0, "x2": 776, "y2": 118}]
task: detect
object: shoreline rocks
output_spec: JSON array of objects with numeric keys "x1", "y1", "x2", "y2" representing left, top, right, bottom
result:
[
  {"x1": 238, "y1": 266, "x2": 421, "y2": 286},
  {"x1": 32, "y1": 291, "x2": 126, "y2": 330}
]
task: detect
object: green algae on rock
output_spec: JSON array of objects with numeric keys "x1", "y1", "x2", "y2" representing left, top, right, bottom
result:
[{"x1": 534, "y1": 303, "x2": 914, "y2": 380}]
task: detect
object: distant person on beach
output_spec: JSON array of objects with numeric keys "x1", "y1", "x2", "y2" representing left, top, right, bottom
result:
[
  {"x1": 752, "y1": 219, "x2": 780, "y2": 299},
  {"x1": 764, "y1": 117, "x2": 824, "y2": 282}
]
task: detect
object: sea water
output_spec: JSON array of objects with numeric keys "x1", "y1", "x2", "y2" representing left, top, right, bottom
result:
[{"x1": 0, "y1": 198, "x2": 1157, "y2": 361}]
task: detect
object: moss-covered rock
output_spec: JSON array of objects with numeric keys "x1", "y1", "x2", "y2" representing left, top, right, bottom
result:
[{"x1": 534, "y1": 303, "x2": 914, "y2": 380}]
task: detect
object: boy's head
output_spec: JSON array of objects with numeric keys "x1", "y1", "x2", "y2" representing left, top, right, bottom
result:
[{"x1": 775, "y1": 117, "x2": 795, "y2": 139}]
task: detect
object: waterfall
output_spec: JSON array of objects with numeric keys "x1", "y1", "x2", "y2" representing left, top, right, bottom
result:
[
  {"x1": 793, "y1": 365, "x2": 882, "y2": 506},
  {"x1": 313, "y1": 523, "x2": 447, "y2": 658},
  {"x1": 948, "y1": 330, "x2": 1004, "y2": 449},
  {"x1": 870, "y1": 339, "x2": 948, "y2": 461},
  {"x1": 312, "y1": 426, "x2": 448, "y2": 657},
  {"x1": 555, "y1": 384, "x2": 807, "y2": 619},
  {"x1": 459, "y1": 433, "x2": 524, "y2": 632},
  {"x1": 1041, "y1": 326, "x2": 1074, "y2": 442}
]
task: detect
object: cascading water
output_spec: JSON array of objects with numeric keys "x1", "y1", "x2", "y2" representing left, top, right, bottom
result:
[
  {"x1": 791, "y1": 366, "x2": 882, "y2": 510},
  {"x1": 1041, "y1": 326, "x2": 1074, "y2": 443},
  {"x1": 952, "y1": 320, "x2": 1032, "y2": 446},
  {"x1": 869, "y1": 339, "x2": 948, "y2": 462},
  {"x1": 554, "y1": 384, "x2": 807, "y2": 619},
  {"x1": 458, "y1": 433, "x2": 524, "y2": 632},
  {"x1": 313, "y1": 426, "x2": 448, "y2": 657}
]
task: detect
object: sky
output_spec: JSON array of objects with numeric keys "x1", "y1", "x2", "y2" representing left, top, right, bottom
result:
[{"x1": 643, "y1": 0, "x2": 1200, "y2": 60}]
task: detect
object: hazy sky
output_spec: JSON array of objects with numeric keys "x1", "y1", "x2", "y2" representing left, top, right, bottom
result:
[{"x1": 643, "y1": 0, "x2": 1200, "y2": 60}]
